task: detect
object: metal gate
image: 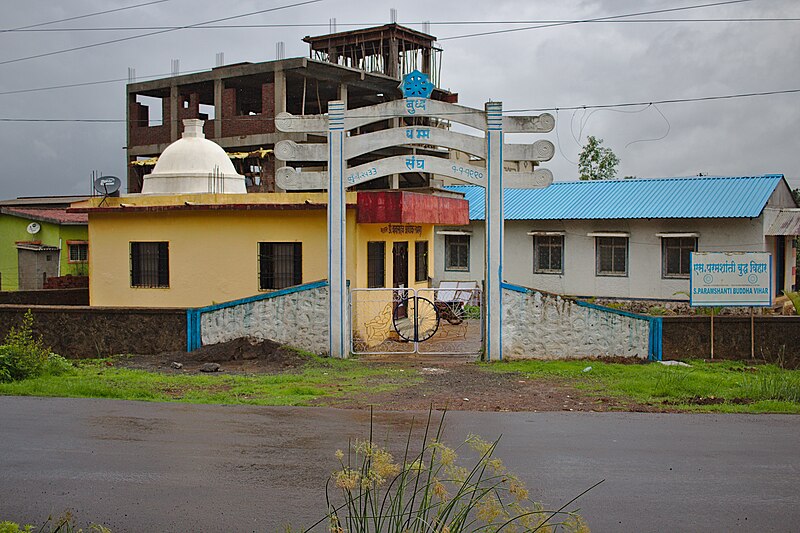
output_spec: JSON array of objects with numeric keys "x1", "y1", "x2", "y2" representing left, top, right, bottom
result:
[{"x1": 350, "y1": 285, "x2": 483, "y2": 355}]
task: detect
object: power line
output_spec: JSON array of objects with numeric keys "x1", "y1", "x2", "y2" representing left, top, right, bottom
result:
[
  {"x1": 439, "y1": 0, "x2": 759, "y2": 40},
  {"x1": 1, "y1": 86, "x2": 798, "y2": 123},
  {"x1": 508, "y1": 88, "x2": 800, "y2": 113},
  {"x1": 0, "y1": 0, "x2": 175, "y2": 33},
  {"x1": 0, "y1": 0, "x2": 324, "y2": 67},
  {"x1": 3, "y1": 17, "x2": 800, "y2": 32}
]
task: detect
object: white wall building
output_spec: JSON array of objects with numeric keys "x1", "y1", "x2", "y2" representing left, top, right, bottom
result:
[{"x1": 434, "y1": 175, "x2": 799, "y2": 301}]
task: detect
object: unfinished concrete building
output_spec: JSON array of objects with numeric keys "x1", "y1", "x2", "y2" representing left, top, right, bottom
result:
[{"x1": 126, "y1": 24, "x2": 456, "y2": 194}]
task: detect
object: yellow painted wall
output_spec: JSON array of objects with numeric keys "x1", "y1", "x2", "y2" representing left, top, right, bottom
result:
[
  {"x1": 353, "y1": 223, "x2": 434, "y2": 290},
  {"x1": 350, "y1": 223, "x2": 435, "y2": 348},
  {"x1": 89, "y1": 208, "x2": 358, "y2": 308},
  {"x1": 85, "y1": 192, "x2": 438, "y2": 310}
]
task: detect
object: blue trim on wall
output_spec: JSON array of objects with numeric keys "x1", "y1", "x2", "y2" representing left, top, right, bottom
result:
[
  {"x1": 185, "y1": 280, "x2": 329, "y2": 352},
  {"x1": 499, "y1": 281, "x2": 663, "y2": 361}
]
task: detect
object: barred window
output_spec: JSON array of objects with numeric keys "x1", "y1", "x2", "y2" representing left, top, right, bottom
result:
[
  {"x1": 596, "y1": 237, "x2": 628, "y2": 276},
  {"x1": 367, "y1": 241, "x2": 385, "y2": 288},
  {"x1": 415, "y1": 241, "x2": 429, "y2": 282},
  {"x1": 131, "y1": 242, "x2": 169, "y2": 288},
  {"x1": 662, "y1": 237, "x2": 697, "y2": 278},
  {"x1": 533, "y1": 235, "x2": 563, "y2": 274},
  {"x1": 259, "y1": 242, "x2": 302, "y2": 290},
  {"x1": 445, "y1": 235, "x2": 470, "y2": 271},
  {"x1": 68, "y1": 242, "x2": 88, "y2": 262}
]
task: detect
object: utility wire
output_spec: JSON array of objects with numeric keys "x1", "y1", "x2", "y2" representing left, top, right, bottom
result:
[
  {"x1": 3, "y1": 17, "x2": 800, "y2": 32},
  {"x1": 1, "y1": 87, "x2": 798, "y2": 122},
  {"x1": 439, "y1": 0, "x2": 759, "y2": 40},
  {"x1": 0, "y1": 0, "x2": 175, "y2": 33},
  {"x1": 0, "y1": 0, "x2": 324, "y2": 67}
]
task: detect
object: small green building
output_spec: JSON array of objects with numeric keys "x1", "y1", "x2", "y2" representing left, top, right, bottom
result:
[{"x1": 0, "y1": 196, "x2": 88, "y2": 291}]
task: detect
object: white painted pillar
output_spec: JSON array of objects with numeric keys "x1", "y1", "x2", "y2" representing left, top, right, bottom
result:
[
  {"x1": 328, "y1": 100, "x2": 347, "y2": 357},
  {"x1": 485, "y1": 101, "x2": 504, "y2": 360}
]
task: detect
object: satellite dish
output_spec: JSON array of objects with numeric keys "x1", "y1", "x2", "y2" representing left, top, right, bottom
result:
[
  {"x1": 26, "y1": 222, "x2": 41, "y2": 234},
  {"x1": 93, "y1": 175, "x2": 121, "y2": 197}
]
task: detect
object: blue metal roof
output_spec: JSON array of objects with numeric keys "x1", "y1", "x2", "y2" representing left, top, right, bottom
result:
[{"x1": 447, "y1": 175, "x2": 786, "y2": 220}]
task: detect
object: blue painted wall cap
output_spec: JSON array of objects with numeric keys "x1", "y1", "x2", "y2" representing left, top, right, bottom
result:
[{"x1": 400, "y1": 70, "x2": 434, "y2": 98}]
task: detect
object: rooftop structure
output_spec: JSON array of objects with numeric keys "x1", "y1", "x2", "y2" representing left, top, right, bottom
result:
[
  {"x1": 141, "y1": 119, "x2": 246, "y2": 195},
  {"x1": 127, "y1": 24, "x2": 456, "y2": 194}
]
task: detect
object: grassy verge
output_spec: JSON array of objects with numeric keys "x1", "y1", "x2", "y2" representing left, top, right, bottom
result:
[
  {"x1": 0, "y1": 354, "x2": 419, "y2": 406},
  {"x1": 481, "y1": 359, "x2": 800, "y2": 413}
]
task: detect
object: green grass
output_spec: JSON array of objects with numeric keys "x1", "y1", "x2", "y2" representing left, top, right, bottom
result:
[
  {"x1": 481, "y1": 359, "x2": 800, "y2": 413},
  {"x1": 0, "y1": 355, "x2": 419, "y2": 406}
]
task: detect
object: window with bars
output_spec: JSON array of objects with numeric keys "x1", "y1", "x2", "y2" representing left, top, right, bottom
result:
[
  {"x1": 367, "y1": 241, "x2": 385, "y2": 288},
  {"x1": 662, "y1": 237, "x2": 697, "y2": 278},
  {"x1": 445, "y1": 235, "x2": 470, "y2": 271},
  {"x1": 415, "y1": 241, "x2": 429, "y2": 282},
  {"x1": 258, "y1": 242, "x2": 302, "y2": 290},
  {"x1": 68, "y1": 242, "x2": 88, "y2": 263},
  {"x1": 533, "y1": 235, "x2": 563, "y2": 274},
  {"x1": 596, "y1": 237, "x2": 628, "y2": 276},
  {"x1": 130, "y1": 242, "x2": 169, "y2": 288}
]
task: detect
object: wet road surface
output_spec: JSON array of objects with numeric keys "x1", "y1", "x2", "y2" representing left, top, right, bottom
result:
[{"x1": 0, "y1": 396, "x2": 798, "y2": 532}]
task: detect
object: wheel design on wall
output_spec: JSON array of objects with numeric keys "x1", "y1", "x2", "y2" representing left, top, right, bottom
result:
[{"x1": 393, "y1": 297, "x2": 439, "y2": 342}]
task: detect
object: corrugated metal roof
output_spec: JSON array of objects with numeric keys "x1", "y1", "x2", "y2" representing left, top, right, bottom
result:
[
  {"x1": 447, "y1": 175, "x2": 785, "y2": 220},
  {"x1": 767, "y1": 209, "x2": 800, "y2": 235}
]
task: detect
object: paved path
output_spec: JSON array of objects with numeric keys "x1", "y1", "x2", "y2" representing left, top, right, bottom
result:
[{"x1": 1, "y1": 396, "x2": 798, "y2": 532}]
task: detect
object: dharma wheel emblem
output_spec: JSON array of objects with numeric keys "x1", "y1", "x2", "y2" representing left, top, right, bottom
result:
[{"x1": 400, "y1": 70, "x2": 434, "y2": 98}]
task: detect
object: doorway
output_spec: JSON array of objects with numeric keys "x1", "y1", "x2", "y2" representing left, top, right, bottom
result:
[
  {"x1": 392, "y1": 241, "x2": 408, "y2": 288},
  {"x1": 776, "y1": 236, "x2": 786, "y2": 295}
]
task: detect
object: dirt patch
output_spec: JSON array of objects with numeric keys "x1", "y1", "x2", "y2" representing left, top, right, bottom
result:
[
  {"x1": 313, "y1": 359, "x2": 642, "y2": 413},
  {"x1": 118, "y1": 337, "x2": 311, "y2": 374},
  {"x1": 662, "y1": 396, "x2": 754, "y2": 406}
]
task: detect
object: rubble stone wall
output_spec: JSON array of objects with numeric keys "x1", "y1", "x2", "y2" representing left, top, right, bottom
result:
[{"x1": 502, "y1": 284, "x2": 653, "y2": 359}]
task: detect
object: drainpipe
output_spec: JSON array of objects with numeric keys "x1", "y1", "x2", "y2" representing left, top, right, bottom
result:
[{"x1": 58, "y1": 238, "x2": 62, "y2": 276}]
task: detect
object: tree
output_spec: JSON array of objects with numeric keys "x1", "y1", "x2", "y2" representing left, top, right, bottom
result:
[{"x1": 578, "y1": 135, "x2": 620, "y2": 180}]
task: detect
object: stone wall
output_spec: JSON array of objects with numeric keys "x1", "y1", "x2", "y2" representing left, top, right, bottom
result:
[
  {"x1": 0, "y1": 305, "x2": 186, "y2": 358},
  {"x1": 502, "y1": 284, "x2": 653, "y2": 359},
  {"x1": 194, "y1": 281, "x2": 329, "y2": 355},
  {"x1": 0, "y1": 288, "x2": 89, "y2": 306},
  {"x1": 662, "y1": 316, "x2": 800, "y2": 367},
  {"x1": 43, "y1": 275, "x2": 89, "y2": 290}
]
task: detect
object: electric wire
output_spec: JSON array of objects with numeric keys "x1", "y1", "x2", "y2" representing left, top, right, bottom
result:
[
  {"x1": 4, "y1": 17, "x2": 800, "y2": 32},
  {"x1": 0, "y1": 0, "x2": 175, "y2": 34},
  {"x1": 438, "y1": 0, "x2": 759, "y2": 40},
  {"x1": 1, "y1": 86, "x2": 799, "y2": 122},
  {"x1": 0, "y1": 0, "x2": 324, "y2": 67}
]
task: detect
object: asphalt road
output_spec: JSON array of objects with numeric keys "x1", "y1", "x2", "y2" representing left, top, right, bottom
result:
[{"x1": 0, "y1": 396, "x2": 798, "y2": 532}]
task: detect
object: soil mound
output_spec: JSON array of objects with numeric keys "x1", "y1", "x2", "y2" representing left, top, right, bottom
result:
[{"x1": 122, "y1": 337, "x2": 311, "y2": 374}]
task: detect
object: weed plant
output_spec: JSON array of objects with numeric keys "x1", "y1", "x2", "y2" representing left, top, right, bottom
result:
[
  {"x1": 307, "y1": 410, "x2": 594, "y2": 532},
  {"x1": 0, "y1": 511, "x2": 109, "y2": 532},
  {"x1": 741, "y1": 371, "x2": 800, "y2": 402},
  {"x1": 0, "y1": 310, "x2": 72, "y2": 383}
]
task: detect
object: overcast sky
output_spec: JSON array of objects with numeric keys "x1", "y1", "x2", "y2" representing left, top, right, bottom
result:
[{"x1": 1, "y1": 0, "x2": 798, "y2": 199}]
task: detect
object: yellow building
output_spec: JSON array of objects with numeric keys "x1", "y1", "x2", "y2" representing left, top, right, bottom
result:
[{"x1": 73, "y1": 190, "x2": 467, "y2": 309}]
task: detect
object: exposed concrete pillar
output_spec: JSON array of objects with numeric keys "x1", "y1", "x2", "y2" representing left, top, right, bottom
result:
[
  {"x1": 273, "y1": 69, "x2": 287, "y2": 190},
  {"x1": 213, "y1": 78, "x2": 223, "y2": 138},
  {"x1": 388, "y1": 38, "x2": 399, "y2": 78},
  {"x1": 338, "y1": 83, "x2": 348, "y2": 108},
  {"x1": 169, "y1": 85, "x2": 179, "y2": 142},
  {"x1": 484, "y1": 101, "x2": 504, "y2": 360},
  {"x1": 327, "y1": 100, "x2": 347, "y2": 357}
]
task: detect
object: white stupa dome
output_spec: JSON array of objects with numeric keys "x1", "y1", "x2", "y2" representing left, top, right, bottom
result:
[{"x1": 141, "y1": 119, "x2": 247, "y2": 194}]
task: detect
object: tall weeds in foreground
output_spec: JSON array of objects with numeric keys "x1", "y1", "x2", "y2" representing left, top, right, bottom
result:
[
  {"x1": 0, "y1": 310, "x2": 72, "y2": 383},
  {"x1": 306, "y1": 409, "x2": 597, "y2": 532},
  {"x1": 741, "y1": 371, "x2": 800, "y2": 403}
]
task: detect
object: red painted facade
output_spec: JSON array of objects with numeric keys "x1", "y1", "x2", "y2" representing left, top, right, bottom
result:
[{"x1": 356, "y1": 191, "x2": 469, "y2": 225}]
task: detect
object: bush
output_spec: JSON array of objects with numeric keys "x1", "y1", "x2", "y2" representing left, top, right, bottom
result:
[
  {"x1": 0, "y1": 310, "x2": 72, "y2": 383},
  {"x1": 306, "y1": 410, "x2": 593, "y2": 532}
]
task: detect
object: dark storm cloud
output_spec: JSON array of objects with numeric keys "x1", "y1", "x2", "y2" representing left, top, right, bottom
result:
[{"x1": 0, "y1": 0, "x2": 798, "y2": 198}]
